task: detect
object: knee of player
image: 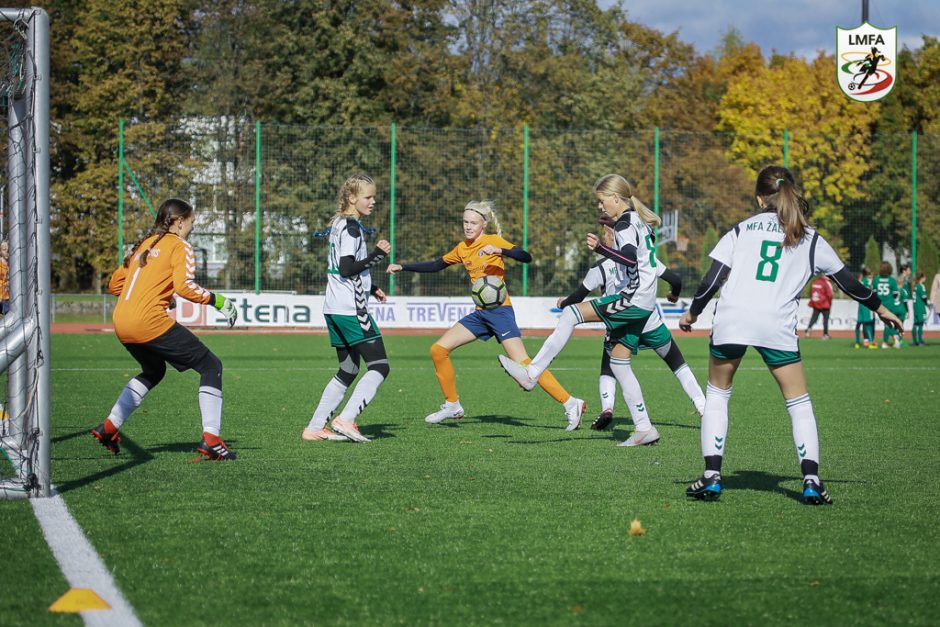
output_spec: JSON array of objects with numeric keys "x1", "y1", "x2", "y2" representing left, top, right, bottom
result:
[
  {"x1": 368, "y1": 360, "x2": 390, "y2": 379},
  {"x1": 430, "y1": 343, "x2": 449, "y2": 360},
  {"x1": 336, "y1": 363, "x2": 359, "y2": 386}
]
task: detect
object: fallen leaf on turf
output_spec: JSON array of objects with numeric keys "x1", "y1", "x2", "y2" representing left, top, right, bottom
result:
[{"x1": 629, "y1": 518, "x2": 646, "y2": 536}]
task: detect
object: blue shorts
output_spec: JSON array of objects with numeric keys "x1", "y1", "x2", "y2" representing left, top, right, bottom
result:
[{"x1": 458, "y1": 306, "x2": 521, "y2": 343}]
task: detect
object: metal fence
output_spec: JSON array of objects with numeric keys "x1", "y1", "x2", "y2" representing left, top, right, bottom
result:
[{"x1": 118, "y1": 121, "x2": 938, "y2": 299}]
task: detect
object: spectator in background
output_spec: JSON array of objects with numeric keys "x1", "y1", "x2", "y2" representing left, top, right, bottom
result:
[
  {"x1": 805, "y1": 274, "x2": 833, "y2": 339},
  {"x1": 0, "y1": 241, "x2": 9, "y2": 315}
]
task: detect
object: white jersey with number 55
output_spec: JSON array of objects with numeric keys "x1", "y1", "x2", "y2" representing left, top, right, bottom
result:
[{"x1": 709, "y1": 211, "x2": 843, "y2": 351}]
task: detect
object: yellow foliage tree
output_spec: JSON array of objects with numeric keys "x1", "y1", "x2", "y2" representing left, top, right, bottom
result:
[{"x1": 718, "y1": 53, "x2": 880, "y2": 247}]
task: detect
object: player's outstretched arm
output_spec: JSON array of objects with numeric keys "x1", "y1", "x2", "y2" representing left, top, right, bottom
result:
[
  {"x1": 388, "y1": 257, "x2": 450, "y2": 274},
  {"x1": 339, "y1": 239, "x2": 390, "y2": 278}
]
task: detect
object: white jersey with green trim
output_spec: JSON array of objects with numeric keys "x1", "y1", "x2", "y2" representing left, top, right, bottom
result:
[
  {"x1": 708, "y1": 211, "x2": 843, "y2": 351},
  {"x1": 586, "y1": 255, "x2": 666, "y2": 334},
  {"x1": 612, "y1": 211, "x2": 660, "y2": 311},
  {"x1": 324, "y1": 218, "x2": 373, "y2": 316}
]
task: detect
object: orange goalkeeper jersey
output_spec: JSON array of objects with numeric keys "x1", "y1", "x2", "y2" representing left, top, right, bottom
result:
[
  {"x1": 109, "y1": 233, "x2": 212, "y2": 344},
  {"x1": 442, "y1": 233, "x2": 515, "y2": 306}
]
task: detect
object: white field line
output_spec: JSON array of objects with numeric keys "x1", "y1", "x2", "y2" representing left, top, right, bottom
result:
[{"x1": 31, "y1": 490, "x2": 142, "y2": 627}]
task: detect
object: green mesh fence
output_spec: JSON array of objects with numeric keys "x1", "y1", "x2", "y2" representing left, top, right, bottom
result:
[{"x1": 118, "y1": 122, "x2": 937, "y2": 298}]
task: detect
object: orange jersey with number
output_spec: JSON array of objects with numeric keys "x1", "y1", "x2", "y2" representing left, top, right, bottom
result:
[
  {"x1": 109, "y1": 233, "x2": 212, "y2": 344},
  {"x1": 442, "y1": 234, "x2": 515, "y2": 306}
]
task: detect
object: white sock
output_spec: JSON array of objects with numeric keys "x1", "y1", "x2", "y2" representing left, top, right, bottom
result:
[
  {"x1": 306, "y1": 377, "x2": 349, "y2": 431},
  {"x1": 198, "y1": 385, "x2": 223, "y2": 436},
  {"x1": 529, "y1": 306, "x2": 582, "y2": 377},
  {"x1": 786, "y1": 393, "x2": 820, "y2": 468},
  {"x1": 702, "y1": 383, "x2": 731, "y2": 457},
  {"x1": 674, "y1": 364, "x2": 706, "y2": 416},
  {"x1": 599, "y1": 374, "x2": 616, "y2": 412},
  {"x1": 107, "y1": 378, "x2": 150, "y2": 429},
  {"x1": 609, "y1": 356, "x2": 652, "y2": 431},
  {"x1": 337, "y1": 370, "x2": 385, "y2": 422}
]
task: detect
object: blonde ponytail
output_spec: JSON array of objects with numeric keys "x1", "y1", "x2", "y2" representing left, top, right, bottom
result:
[
  {"x1": 630, "y1": 195, "x2": 661, "y2": 228},
  {"x1": 464, "y1": 200, "x2": 502, "y2": 236}
]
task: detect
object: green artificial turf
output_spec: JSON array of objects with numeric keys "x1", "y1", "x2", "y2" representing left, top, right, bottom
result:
[{"x1": 2, "y1": 333, "x2": 939, "y2": 625}]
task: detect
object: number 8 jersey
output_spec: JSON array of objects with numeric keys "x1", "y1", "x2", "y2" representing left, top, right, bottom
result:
[{"x1": 708, "y1": 211, "x2": 843, "y2": 351}]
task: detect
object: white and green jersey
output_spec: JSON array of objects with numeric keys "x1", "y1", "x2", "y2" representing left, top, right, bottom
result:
[
  {"x1": 709, "y1": 212, "x2": 843, "y2": 351},
  {"x1": 612, "y1": 211, "x2": 660, "y2": 311},
  {"x1": 324, "y1": 218, "x2": 373, "y2": 316},
  {"x1": 585, "y1": 256, "x2": 666, "y2": 333}
]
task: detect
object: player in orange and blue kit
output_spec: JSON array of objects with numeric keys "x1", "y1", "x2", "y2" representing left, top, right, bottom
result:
[
  {"x1": 91, "y1": 198, "x2": 239, "y2": 461},
  {"x1": 387, "y1": 201, "x2": 586, "y2": 429}
]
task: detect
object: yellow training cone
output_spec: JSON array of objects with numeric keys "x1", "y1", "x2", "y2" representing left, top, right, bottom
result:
[{"x1": 49, "y1": 588, "x2": 111, "y2": 612}]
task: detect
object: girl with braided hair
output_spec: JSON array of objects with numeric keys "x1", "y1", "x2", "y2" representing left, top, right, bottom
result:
[
  {"x1": 92, "y1": 198, "x2": 239, "y2": 461},
  {"x1": 302, "y1": 174, "x2": 391, "y2": 443}
]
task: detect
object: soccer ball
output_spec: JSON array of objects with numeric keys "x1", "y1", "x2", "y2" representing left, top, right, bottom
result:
[{"x1": 470, "y1": 275, "x2": 507, "y2": 310}]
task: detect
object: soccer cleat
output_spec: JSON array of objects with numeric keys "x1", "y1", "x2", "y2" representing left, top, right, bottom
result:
[
  {"x1": 301, "y1": 427, "x2": 349, "y2": 441},
  {"x1": 91, "y1": 423, "x2": 121, "y2": 455},
  {"x1": 564, "y1": 397, "x2": 585, "y2": 431},
  {"x1": 197, "y1": 438, "x2": 237, "y2": 461},
  {"x1": 617, "y1": 426, "x2": 660, "y2": 447},
  {"x1": 854, "y1": 343, "x2": 860, "y2": 349},
  {"x1": 497, "y1": 355, "x2": 537, "y2": 391},
  {"x1": 687, "y1": 474, "x2": 722, "y2": 501},
  {"x1": 425, "y1": 401, "x2": 465, "y2": 424},
  {"x1": 331, "y1": 418, "x2": 370, "y2": 443},
  {"x1": 591, "y1": 409, "x2": 614, "y2": 431},
  {"x1": 802, "y1": 478, "x2": 833, "y2": 505}
]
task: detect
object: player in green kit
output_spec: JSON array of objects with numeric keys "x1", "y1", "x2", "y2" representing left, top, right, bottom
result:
[
  {"x1": 855, "y1": 268, "x2": 875, "y2": 349},
  {"x1": 912, "y1": 271, "x2": 928, "y2": 346},
  {"x1": 872, "y1": 262, "x2": 900, "y2": 349}
]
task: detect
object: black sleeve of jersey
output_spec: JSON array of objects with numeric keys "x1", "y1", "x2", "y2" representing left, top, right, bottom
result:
[
  {"x1": 501, "y1": 247, "x2": 532, "y2": 263},
  {"x1": 558, "y1": 285, "x2": 591, "y2": 309},
  {"x1": 829, "y1": 267, "x2": 881, "y2": 311},
  {"x1": 339, "y1": 246, "x2": 387, "y2": 278},
  {"x1": 401, "y1": 257, "x2": 449, "y2": 273},
  {"x1": 689, "y1": 260, "x2": 730, "y2": 316},
  {"x1": 660, "y1": 268, "x2": 682, "y2": 296},
  {"x1": 594, "y1": 243, "x2": 638, "y2": 267}
]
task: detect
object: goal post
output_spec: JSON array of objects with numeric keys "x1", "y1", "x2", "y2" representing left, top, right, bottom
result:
[{"x1": 0, "y1": 7, "x2": 50, "y2": 499}]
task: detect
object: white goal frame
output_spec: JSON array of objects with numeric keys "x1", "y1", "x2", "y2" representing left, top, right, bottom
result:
[{"x1": 0, "y1": 7, "x2": 50, "y2": 498}]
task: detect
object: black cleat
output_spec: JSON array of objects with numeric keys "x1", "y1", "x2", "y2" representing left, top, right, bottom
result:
[
  {"x1": 802, "y1": 478, "x2": 833, "y2": 505},
  {"x1": 197, "y1": 438, "x2": 237, "y2": 461},
  {"x1": 91, "y1": 423, "x2": 121, "y2": 455},
  {"x1": 591, "y1": 409, "x2": 614, "y2": 431},
  {"x1": 687, "y1": 474, "x2": 722, "y2": 501}
]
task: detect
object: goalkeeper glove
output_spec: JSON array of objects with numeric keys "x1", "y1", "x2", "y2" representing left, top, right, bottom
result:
[{"x1": 212, "y1": 293, "x2": 238, "y2": 328}]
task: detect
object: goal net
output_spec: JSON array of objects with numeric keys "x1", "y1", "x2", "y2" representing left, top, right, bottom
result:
[{"x1": 0, "y1": 8, "x2": 50, "y2": 498}]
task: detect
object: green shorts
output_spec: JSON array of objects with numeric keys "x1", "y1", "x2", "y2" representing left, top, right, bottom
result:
[
  {"x1": 590, "y1": 294, "x2": 652, "y2": 354},
  {"x1": 614, "y1": 322, "x2": 673, "y2": 352},
  {"x1": 325, "y1": 313, "x2": 382, "y2": 348},
  {"x1": 709, "y1": 343, "x2": 801, "y2": 367}
]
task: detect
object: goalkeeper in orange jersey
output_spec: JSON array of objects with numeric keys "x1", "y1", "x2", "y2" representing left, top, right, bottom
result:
[
  {"x1": 91, "y1": 198, "x2": 239, "y2": 461},
  {"x1": 387, "y1": 201, "x2": 586, "y2": 429}
]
